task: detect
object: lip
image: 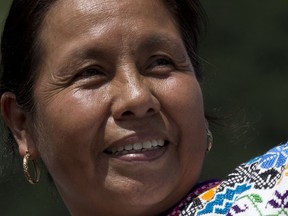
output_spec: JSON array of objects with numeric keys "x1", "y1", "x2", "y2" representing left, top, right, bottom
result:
[
  {"x1": 108, "y1": 144, "x2": 169, "y2": 162},
  {"x1": 106, "y1": 131, "x2": 169, "y2": 149},
  {"x1": 104, "y1": 132, "x2": 170, "y2": 162}
]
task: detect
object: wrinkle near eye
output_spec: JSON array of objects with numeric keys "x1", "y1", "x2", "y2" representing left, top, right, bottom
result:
[{"x1": 136, "y1": 34, "x2": 193, "y2": 69}]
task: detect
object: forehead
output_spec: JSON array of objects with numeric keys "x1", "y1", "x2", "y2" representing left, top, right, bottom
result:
[
  {"x1": 42, "y1": 0, "x2": 176, "y2": 35},
  {"x1": 38, "y1": 0, "x2": 183, "y2": 63}
]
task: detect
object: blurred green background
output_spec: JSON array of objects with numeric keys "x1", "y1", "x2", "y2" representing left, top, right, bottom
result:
[{"x1": 1, "y1": 0, "x2": 288, "y2": 215}]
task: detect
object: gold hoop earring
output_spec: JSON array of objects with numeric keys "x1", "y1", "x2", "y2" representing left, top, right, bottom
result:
[
  {"x1": 206, "y1": 129, "x2": 213, "y2": 153},
  {"x1": 23, "y1": 151, "x2": 40, "y2": 184}
]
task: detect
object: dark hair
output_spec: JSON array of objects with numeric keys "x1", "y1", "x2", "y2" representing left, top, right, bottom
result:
[
  {"x1": 0, "y1": 0, "x2": 59, "y2": 179},
  {"x1": 1, "y1": 0, "x2": 57, "y2": 112},
  {"x1": 0, "y1": 0, "x2": 206, "y2": 168},
  {"x1": 165, "y1": 0, "x2": 206, "y2": 80}
]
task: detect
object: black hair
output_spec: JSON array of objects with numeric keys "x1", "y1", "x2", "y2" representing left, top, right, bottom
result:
[
  {"x1": 164, "y1": 0, "x2": 206, "y2": 81},
  {"x1": 0, "y1": 0, "x2": 58, "y2": 179},
  {"x1": 1, "y1": 0, "x2": 57, "y2": 112},
  {"x1": 0, "y1": 0, "x2": 206, "y2": 173}
]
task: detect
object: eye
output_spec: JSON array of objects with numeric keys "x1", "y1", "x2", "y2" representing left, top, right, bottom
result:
[
  {"x1": 150, "y1": 58, "x2": 173, "y2": 67},
  {"x1": 73, "y1": 66, "x2": 108, "y2": 83},
  {"x1": 78, "y1": 68, "x2": 106, "y2": 78},
  {"x1": 145, "y1": 56, "x2": 175, "y2": 75},
  {"x1": 72, "y1": 66, "x2": 108, "y2": 87}
]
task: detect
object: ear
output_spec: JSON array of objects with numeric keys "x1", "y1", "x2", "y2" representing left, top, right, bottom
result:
[{"x1": 1, "y1": 92, "x2": 40, "y2": 159}]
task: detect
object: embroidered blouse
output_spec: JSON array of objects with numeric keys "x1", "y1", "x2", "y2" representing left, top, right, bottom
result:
[{"x1": 168, "y1": 142, "x2": 288, "y2": 216}]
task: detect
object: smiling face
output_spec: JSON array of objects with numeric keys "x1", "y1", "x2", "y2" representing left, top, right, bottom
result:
[{"x1": 29, "y1": 0, "x2": 207, "y2": 215}]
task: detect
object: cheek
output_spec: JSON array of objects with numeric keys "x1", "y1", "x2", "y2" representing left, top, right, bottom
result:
[
  {"x1": 153, "y1": 74, "x2": 206, "y2": 168},
  {"x1": 154, "y1": 74, "x2": 205, "y2": 126},
  {"x1": 34, "y1": 90, "x2": 109, "y2": 165}
]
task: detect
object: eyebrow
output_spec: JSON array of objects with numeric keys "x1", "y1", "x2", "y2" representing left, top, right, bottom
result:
[
  {"x1": 58, "y1": 34, "x2": 187, "y2": 75},
  {"x1": 57, "y1": 48, "x2": 107, "y2": 76},
  {"x1": 138, "y1": 34, "x2": 186, "y2": 54},
  {"x1": 70, "y1": 33, "x2": 185, "y2": 58}
]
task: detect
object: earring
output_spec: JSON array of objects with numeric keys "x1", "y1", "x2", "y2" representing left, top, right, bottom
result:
[
  {"x1": 23, "y1": 150, "x2": 40, "y2": 184},
  {"x1": 206, "y1": 129, "x2": 213, "y2": 153}
]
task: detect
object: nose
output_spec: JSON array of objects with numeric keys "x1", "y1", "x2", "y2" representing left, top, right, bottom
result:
[{"x1": 111, "y1": 70, "x2": 160, "y2": 120}]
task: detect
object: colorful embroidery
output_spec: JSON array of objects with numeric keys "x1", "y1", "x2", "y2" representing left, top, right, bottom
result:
[
  {"x1": 200, "y1": 185, "x2": 219, "y2": 201},
  {"x1": 167, "y1": 180, "x2": 221, "y2": 216},
  {"x1": 168, "y1": 142, "x2": 288, "y2": 216}
]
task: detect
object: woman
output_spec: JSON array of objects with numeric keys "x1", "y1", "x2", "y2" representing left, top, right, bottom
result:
[
  {"x1": 0, "y1": 0, "x2": 213, "y2": 215},
  {"x1": 1, "y1": 0, "x2": 287, "y2": 215}
]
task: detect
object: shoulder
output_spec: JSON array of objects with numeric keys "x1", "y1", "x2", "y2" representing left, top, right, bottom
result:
[{"x1": 178, "y1": 142, "x2": 288, "y2": 216}]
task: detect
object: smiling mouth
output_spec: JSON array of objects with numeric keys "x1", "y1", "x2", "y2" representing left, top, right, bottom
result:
[{"x1": 104, "y1": 139, "x2": 168, "y2": 156}]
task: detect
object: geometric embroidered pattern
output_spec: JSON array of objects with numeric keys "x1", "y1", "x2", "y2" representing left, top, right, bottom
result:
[
  {"x1": 197, "y1": 184, "x2": 251, "y2": 215},
  {"x1": 167, "y1": 142, "x2": 288, "y2": 216}
]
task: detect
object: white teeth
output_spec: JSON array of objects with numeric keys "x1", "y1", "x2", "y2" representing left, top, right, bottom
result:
[
  {"x1": 117, "y1": 146, "x2": 124, "y2": 151},
  {"x1": 143, "y1": 141, "x2": 152, "y2": 149},
  {"x1": 133, "y1": 142, "x2": 142, "y2": 150},
  {"x1": 124, "y1": 144, "x2": 133, "y2": 151},
  {"x1": 106, "y1": 139, "x2": 167, "y2": 155},
  {"x1": 158, "y1": 139, "x2": 165, "y2": 147},
  {"x1": 151, "y1": 140, "x2": 158, "y2": 147}
]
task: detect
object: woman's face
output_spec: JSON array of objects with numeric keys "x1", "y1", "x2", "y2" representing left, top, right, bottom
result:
[{"x1": 31, "y1": 0, "x2": 207, "y2": 215}]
